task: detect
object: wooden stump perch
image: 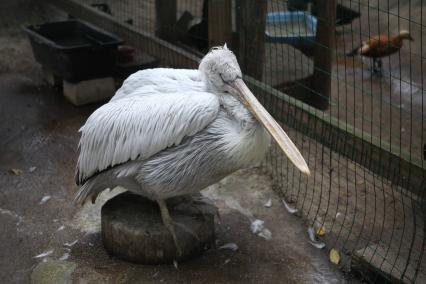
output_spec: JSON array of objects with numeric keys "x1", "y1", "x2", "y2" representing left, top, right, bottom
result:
[{"x1": 101, "y1": 192, "x2": 217, "y2": 264}]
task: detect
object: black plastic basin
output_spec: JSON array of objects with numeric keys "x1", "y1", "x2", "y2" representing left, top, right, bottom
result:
[{"x1": 23, "y1": 20, "x2": 124, "y2": 82}]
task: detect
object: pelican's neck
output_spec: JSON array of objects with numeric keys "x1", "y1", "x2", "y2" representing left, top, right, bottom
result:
[
  {"x1": 216, "y1": 92, "x2": 259, "y2": 129},
  {"x1": 214, "y1": 92, "x2": 271, "y2": 167},
  {"x1": 201, "y1": 74, "x2": 258, "y2": 129}
]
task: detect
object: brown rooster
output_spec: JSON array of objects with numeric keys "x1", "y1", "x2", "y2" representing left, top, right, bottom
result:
[{"x1": 346, "y1": 30, "x2": 413, "y2": 74}]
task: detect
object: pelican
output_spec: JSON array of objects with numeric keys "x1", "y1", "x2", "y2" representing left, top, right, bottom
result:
[{"x1": 75, "y1": 44, "x2": 309, "y2": 254}]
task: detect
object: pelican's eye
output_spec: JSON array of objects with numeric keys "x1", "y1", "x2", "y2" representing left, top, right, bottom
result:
[{"x1": 219, "y1": 73, "x2": 227, "y2": 84}]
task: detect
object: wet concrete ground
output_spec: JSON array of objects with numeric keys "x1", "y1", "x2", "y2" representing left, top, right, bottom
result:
[
  {"x1": 0, "y1": 2, "x2": 354, "y2": 283},
  {"x1": 0, "y1": 68, "x2": 351, "y2": 282}
]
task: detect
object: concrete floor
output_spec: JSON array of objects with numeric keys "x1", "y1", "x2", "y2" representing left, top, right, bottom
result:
[{"x1": 0, "y1": 2, "x2": 353, "y2": 283}]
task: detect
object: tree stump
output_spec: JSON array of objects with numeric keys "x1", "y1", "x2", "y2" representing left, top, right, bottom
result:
[{"x1": 101, "y1": 192, "x2": 217, "y2": 264}]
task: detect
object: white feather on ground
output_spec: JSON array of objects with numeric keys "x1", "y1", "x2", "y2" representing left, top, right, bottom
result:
[
  {"x1": 250, "y1": 219, "x2": 273, "y2": 240},
  {"x1": 258, "y1": 228, "x2": 272, "y2": 240},
  {"x1": 282, "y1": 199, "x2": 298, "y2": 214},
  {"x1": 59, "y1": 253, "x2": 70, "y2": 261},
  {"x1": 64, "y1": 240, "x2": 78, "y2": 247},
  {"x1": 34, "y1": 250, "x2": 53, "y2": 259},
  {"x1": 250, "y1": 219, "x2": 264, "y2": 234},
  {"x1": 307, "y1": 226, "x2": 326, "y2": 249},
  {"x1": 219, "y1": 243, "x2": 239, "y2": 251},
  {"x1": 39, "y1": 195, "x2": 51, "y2": 205},
  {"x1": 264, "y1": 198, "x2": 272, "y2": 208}
]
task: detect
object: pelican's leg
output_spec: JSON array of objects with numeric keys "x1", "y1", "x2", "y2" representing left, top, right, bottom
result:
[{"x1": 157, "y1": 199, "x2": 183, "y2": 256}]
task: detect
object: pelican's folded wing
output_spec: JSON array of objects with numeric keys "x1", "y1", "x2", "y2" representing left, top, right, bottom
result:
[{"x1": 76, "y1": 92, "x2": 219, "y2": 184}]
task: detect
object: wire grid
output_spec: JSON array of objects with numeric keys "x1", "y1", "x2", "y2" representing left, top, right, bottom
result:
[{"x1": 69, "y1": 0, "x2": 425, "y2": 282}]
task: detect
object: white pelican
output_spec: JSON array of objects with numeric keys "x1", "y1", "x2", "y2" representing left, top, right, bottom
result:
[{"x1": 75, "y1": 44, "x2": 309, "y2": 254}]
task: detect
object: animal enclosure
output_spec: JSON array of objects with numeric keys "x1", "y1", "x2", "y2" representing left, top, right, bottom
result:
[{"x1": 48, "y1": 0, "x2": 425, "y2": 282}]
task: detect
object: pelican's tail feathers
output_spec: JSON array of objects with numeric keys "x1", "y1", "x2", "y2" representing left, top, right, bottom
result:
[{"x1": 74, "y1": 178, "x2": 104, "y2": 205}]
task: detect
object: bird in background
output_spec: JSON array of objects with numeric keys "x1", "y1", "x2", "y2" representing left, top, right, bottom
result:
[
  {"x1": 346, "y1": 30, "x2": 413, "y2": 74},
  {"x1": 74, "y1": 44, "x2": 310, "y2": 255}
]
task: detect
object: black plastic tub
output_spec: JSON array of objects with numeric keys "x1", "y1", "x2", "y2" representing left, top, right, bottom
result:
[{"x1": 23, "y1": 20, "x2": 124, "y2": 82}]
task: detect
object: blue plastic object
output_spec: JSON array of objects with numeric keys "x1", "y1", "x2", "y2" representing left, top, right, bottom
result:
[{"x1": 265, "y1": 11, "x2": 317, "y2": 49}]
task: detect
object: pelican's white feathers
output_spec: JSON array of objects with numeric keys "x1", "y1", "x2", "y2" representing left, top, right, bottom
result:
[
  {"x1": 113, "y1": 68, "x2": 205, "y2": 101},
  {"x1": 76, "y1": 91, "x2": 220, "y2": 184}
]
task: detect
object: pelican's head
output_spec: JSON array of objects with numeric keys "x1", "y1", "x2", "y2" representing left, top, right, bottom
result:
[
  {"x1": 198, "y1": 44, "x2": 311, "y2": 176},
  {"x1": 398, "y1": 30, "x2": 414, "y2": 41},
  {"x1": 199, "y1": 44, "x2": 242, "y2": 93}
]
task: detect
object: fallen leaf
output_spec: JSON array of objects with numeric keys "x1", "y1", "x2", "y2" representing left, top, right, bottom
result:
[
  {"x1": 316, "y1": 227, "x2": 326, "y2": 236},
  {"x1": 29, "y1": 166, "x2": 37, "y2": 172},
  {"x1": 329, "y1": 248, "x2": 340, "y2": 264},
  {"x1": 9, "y1": 168, "x2": 23, "y2": 176}
]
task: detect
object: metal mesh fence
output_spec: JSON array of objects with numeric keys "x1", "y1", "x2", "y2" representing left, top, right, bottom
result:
[{"x1": 51, "y1": 0, "x2": 425, "y2": 282}]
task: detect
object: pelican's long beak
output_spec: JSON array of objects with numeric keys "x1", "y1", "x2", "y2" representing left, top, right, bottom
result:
[{"x1": 231, "y1": 78, "x2": 310, "y2": 175}]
